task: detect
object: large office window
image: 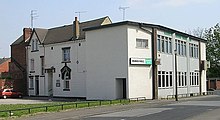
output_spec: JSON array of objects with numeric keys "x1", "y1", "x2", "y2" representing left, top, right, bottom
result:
[
  {"x1": 169, "y1": 38, "x2": 172, "y2": 54},
  {"x1": 177, "y1": 71, "x2": 187, "y2": 87},
  {"x1": 189, "y1": 43, "x2": 198, "y2": 58},
  {"x1": 136, "y1": 39, "x2": 148, "y2": 49},
  {"x1": 157, "y1": 35, "x2": 172, "y2": 54},
  {"x1": 158, "y1": 71, "x2": 173, "y2": 88},
  {"x1": 190, "y1": 72, "x2": 199, "y2": 86},
  {"x1": 157, "y1": 36, "x2": 161, "y2": 51},
  {"x1": 62, "y1": 47, "x2": 70, "y2": 62}
]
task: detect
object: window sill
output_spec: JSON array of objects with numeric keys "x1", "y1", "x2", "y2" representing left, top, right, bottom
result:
[
  {"x1": 30, "y1": 71, "x2": 35, "y2": 73},
  {"x1": 63, "y1": 89, "x2": 70, "y2": 91},
  {"x1": 31, "y1": 50, "x2": 39, "y2": 52},
  {"x1": 62, "y1": 61, "x2": 71, "y2": 63}
]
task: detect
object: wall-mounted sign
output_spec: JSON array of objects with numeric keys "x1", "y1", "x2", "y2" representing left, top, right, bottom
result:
[{"x1": 130, "y1": 58, "x2": 152, "y2": 65}]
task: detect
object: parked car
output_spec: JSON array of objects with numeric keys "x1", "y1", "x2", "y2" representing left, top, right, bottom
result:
[{"x1": 0, "y1": 89, "x2": 23, "y2": 99}]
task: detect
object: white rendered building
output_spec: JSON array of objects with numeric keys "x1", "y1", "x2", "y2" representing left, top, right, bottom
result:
[{"x1": 26, "y1": 17, "x2": 207, "y2": 100}]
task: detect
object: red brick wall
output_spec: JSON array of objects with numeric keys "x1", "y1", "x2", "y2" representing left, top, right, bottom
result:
[
  {"x1": 0, "y1": 59, "x2": 11, "y2": 73},
  {"x1": 9, "y1": 28, "x2": 32, "y2": 95},
  {"x1": 216, "y1": 80, "x2": 220, "y2": 90}
]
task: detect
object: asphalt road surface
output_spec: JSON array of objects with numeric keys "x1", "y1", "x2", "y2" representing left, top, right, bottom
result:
[
  {"x1": 84, "y1": 96, "x2": 220, "y2": 120},
  {"x1": 16, "y1": 93, "x2": 220, "y2": 120}
]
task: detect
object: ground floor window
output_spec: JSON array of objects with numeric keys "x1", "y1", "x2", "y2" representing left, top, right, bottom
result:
[
  {"x1": 64, "y1": 80, "x2": 70, "y2": 89},
  {"x1": 158, "y1": 71, "x2": 173, "y2": 88},
  {"x1": 190, "y1": 72, "x2": 199, "y2": 86},
  {"x1": 29, "y1": 77, "x2": 34, "y2": 89},
  {"x1": 178, "y1": 72, "x2": 187, "y2": 87}
]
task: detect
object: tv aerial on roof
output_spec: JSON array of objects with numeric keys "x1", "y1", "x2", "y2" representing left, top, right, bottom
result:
[
  {"x1": 30, "y1": 10, "x2": 39, "y2": 29},
  {"x1": 119, "y1": 6, "x2": 129, "y2": 21},
  {"x1": 75, "y1": 11, "x2": 87, "y2": 21}
]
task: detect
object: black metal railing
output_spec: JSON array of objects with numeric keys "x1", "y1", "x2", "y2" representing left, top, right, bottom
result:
[
  {"x1": 0, "y1": 97, "x2": 146, "y2": 117},
  {"x1": 166, "y1": 91, "x2": 214, "y2": 100}
]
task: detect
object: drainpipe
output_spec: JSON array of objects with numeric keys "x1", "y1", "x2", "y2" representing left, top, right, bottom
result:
[
  {"x1": 199, "y1": 40, "x2": 202, "y2": 95},
  {"x1": 139, "y1": 24, "x2": 158, "y2": 99},
  {"x1": 152, "y1": 28, "x2": 158, "y2": 99}
]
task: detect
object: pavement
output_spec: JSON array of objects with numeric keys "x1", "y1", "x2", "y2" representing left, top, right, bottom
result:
[{"x1": 15, "y1": 94, "x2": 217, "y2": 120}]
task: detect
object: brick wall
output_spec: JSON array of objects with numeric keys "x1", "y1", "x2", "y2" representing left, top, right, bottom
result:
[
  {"x1": 9, "y1": 28, "x2": 32, "y2": 95},
  {"x1": 0, "y1": 59, "x2": 10, "y2": 73}
]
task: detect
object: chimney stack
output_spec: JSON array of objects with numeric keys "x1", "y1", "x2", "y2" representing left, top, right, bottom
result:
[
  {"x1": 73, "y1": 17, "x2": 80, "y2": 40},
  {"x1": 23, "y1": 28, "x2": 32, "y2": 41}
]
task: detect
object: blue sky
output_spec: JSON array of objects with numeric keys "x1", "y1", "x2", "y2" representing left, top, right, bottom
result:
[{"x1": 0, "y1": 0, "x2": 219, "y2": 58}]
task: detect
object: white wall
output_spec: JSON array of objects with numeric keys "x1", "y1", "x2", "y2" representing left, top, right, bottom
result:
[
  {"x1": 127, "y1": 26, "x2": 153, "y2": 99},
  {"x1": 27, "y1": 32, "x2": 45, "y2": 96},
  {"x1": 200, "y1": 42, "x2": 207, "y2": 92},
  {"x1": 44, "y1": 41, "x2": 86, "y2": 97},
  {"x1": 86, "y1": 25, "x2": 128, "y2": 100}
]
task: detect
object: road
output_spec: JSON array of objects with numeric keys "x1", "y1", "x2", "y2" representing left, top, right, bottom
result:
[{"x1": 18, "y1": 93, "x2": 220, "y2": 120}]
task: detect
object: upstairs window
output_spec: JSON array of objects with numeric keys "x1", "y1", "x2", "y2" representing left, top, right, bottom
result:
[
  {"x1": 62, "y1": 47, "x2": 70, "y2": 62},
  {"x1": 30, "y1": 59, "x2": 35, "y2": 71},
  {"x1": 136, "y1": 39, "x2": 148, "y2": 49},
  {"x1": 31, "y1": 39, "x2": 39, "y2": 51}
]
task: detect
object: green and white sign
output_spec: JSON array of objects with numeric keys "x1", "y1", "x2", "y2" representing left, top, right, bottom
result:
[{"x1": 130, "y1": 58, "x2": 152, "y2": 65}]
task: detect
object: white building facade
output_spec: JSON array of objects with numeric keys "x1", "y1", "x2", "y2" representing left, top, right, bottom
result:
[
  {"x1": 85, "y1": 22, "x2": 207, "y2": 100},
  {"x1": 26, "y1": 18, "x2": 207, "y2": 100}
]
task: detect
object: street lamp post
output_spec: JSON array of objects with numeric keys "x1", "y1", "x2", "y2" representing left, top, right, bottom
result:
[{"x1": 174, "y1": 50, "x2": 178, "y2": 101}]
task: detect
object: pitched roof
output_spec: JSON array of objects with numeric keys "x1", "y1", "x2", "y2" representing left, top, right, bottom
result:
[
  {"x1": 43, "y1": 16, "x2": 111, "y2": 45},
  {"x1": 0, "y1": 58, "x2": 10, "y2": 65},
  {"x1": 11, "y1": 35, "x2": 23, "y2": 46},
  {"x1": 34, "y1": 28, "x2": 48, "y2": 43}
]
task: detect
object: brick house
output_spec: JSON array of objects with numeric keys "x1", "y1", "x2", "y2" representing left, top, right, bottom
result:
[
  {"x1": 9, "y1": 28, "x2": 32, "y2": 94},
  {"x1": 0, "y1": 58, "x2": 11, "y2": 89}
]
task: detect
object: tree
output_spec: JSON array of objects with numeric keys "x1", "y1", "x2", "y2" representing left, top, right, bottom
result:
[{"x1": 204, "y1": 23, "x2": 220, "y2": 77}]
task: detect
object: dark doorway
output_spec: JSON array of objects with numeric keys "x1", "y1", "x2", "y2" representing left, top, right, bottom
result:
[
  {"x1": 116, "y1": 78, "x2": 127, "y2": 99},
  {"x1": 35, "y1": 79, "x2": 39, "y2": 95}
]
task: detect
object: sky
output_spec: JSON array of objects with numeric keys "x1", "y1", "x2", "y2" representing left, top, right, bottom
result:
[{"x1": 0, "y1": 0, "x2": 219, "y2": 58}]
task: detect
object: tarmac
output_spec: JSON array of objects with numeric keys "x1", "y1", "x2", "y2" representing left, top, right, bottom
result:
[{"x1": 16, "y1": 94, "x2": 217, "y2": 120}]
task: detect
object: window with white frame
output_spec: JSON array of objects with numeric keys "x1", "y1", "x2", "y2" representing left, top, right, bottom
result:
[
  {"x1": 40, "y1": 56, "x2": 44, "y2": 75},
  {"x1": 61, "y1": 66, "x2": 71, "y2": 90},
  {"x1": 136, "y1": 38, "x2": 148, "y2": 49},
  {"x1": 189, "y1": 43, "x2": 198, "y2": 58},
  {"x1": 177, "y1": 71, "x2": 187, "y2": 87},
  {"x1": 158, "y1": 71, "x2": 173, "y2": 88},
  {"x1": 157, "y1": 36, "x2": 161, "y2": 51},
  {"x1": 32, "y1": 40, "x2": 35, "y2": 51},
  {"x1": 29, "y1": 77, "x2": 34, "y2": 89},
  {"x1": 175, "y1": 40, "x2": 186, "y2": 56},
  {"x1": 169, "y1": 38, "x2": 172, "y2": 54},
  {"x1": 30, "y1": 59, "x2": 34, "y2": 71},
  {"x1": 62, "y1": 47, "x2": 70, "y2": 62},
  {"x1": 157, "y1": 35, "x2": 172, "y2": 54},
  {"x1": 190, "y1": 72, "x2": 199, "y2": 86},
  {"x1": 31, "y1": 39, "x2": 39, "y2": 51}
]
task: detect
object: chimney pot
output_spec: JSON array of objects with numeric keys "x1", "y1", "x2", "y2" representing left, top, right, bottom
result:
[
  {"x1": 23, "y1": 28, "x2": 32, "y2": 41},
  {"x1": 73, "y1": 17, "x2": 80, "y2": 40}
]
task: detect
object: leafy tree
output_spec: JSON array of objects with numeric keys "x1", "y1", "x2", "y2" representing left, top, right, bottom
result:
[{"x1": 204, "y1": 23, "x2": 220, "y2": 77}]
